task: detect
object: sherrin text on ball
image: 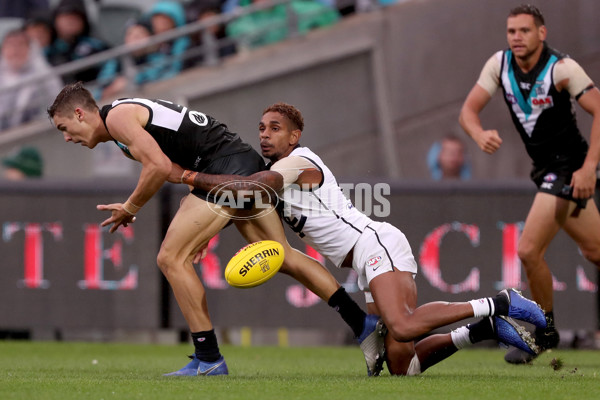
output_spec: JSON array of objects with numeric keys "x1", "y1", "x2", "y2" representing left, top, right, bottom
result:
[{"x1": 224, "y1": 240, "x2": 285, "y2": 288}]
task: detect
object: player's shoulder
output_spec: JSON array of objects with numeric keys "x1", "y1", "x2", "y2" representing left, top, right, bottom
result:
[
  {"x1": 271, "y1": 153, "x2": 315, "y2": 171},
  {"x1": 554, "y1": 57, "x2": 582, "y2": 70},
  {"x1": 291, "y1": 146, "x2": 324, "y2": 164},
  {"x1": 104, "y1": 100, "x2": 149, "y2": 129}
]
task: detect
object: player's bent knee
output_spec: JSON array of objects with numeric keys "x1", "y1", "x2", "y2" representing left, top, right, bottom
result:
[
  {"x1": 156, "y1": 250, "x2": 171, "y2": 274},
  {"x1": 387, "y1": 320, "x2": 417, "y2": 343},
  {"x1": 517, "y1": 245, "x2": 542, "y2": 268},
  {"x1": 156, "y1": 247, "x2": 186, "y2": 276}
]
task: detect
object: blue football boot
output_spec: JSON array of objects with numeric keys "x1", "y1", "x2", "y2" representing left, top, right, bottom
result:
[
  {"x1": 499, "y1": 289, "x2": 547, "y2": 329},
  {"x1": 505, "y1": 322, "x2": 560, "y2": 364},
  {"x1": 493, "y1": 316, "x2": 539, "y2": 355},
  {"x1": 164, "y1": 355, "x2": 229, "y2": 376},
  {"x1": 357, "y1": 314, "x2": 387, "y2": 377}
]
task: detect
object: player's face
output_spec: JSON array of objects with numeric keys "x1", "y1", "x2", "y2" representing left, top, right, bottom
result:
[
  {"x1": 258, "y1": 111, "x2": 296, "y2": 162},
  {"x1": 52, "y1": 111, "x2": 97, "y2": 149},
  {"x1": 506, "y1": 14, "x2": 546, "y2": 61}
]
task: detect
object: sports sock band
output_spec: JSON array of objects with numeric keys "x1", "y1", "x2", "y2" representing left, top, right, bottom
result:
[
  {"x1": 450, "y1": 326, "x2": 472, "y2": 349},
  {"x1": 191, "y1": 329, "x2": 221, "y2": 362},
  {"x1": 469, "y1": 297, "x2": 495, "y2": 317},
  {"x1": 327, "y1": 287, "x2": 367, "y2": 337}
]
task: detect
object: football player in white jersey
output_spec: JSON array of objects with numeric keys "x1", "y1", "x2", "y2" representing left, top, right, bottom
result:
[
  {"x1": 48, "y1": 83, "x2": 386, "y2": 377},
  {"x1": 459, "y1": 4, "x2": 600, "y2": 363},
  {"x1": 171, "y1": 102, "x2": 548, "y2": 375}
]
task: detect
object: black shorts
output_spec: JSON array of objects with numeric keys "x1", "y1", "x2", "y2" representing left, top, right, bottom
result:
[
  {"x1": 191, "y1": 149, "x2": 267, "y2": 207},
  {"x1": 531, "y1": 167, "x2": 588, "y2": 209}
]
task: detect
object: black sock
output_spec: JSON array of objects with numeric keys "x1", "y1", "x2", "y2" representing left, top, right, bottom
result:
[
  {"x1": 467, "y1": 318, "x2": 494, "y2": 343},
  {"x1": 535, "y1": 311, "x2": 560, "y2": 349},
  {"x1": 191, "y1": 330, "x2": 221, "y2": 362},
  {"x1": 327, "y1": 287, "x2": 367, "y2": 337},
  {"x1": 544, "y1": 311, "x2": 555, "y2": 329},
  {"x1": 492, "y1": 293, "x2": 509, "y2": 316}
]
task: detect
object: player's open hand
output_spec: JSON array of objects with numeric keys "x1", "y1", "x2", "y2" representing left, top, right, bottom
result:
[
  {"x1": 97, "y1": 203, "x2": 136, "y2": 233},
  {"x1": 474, "y1": 129, "x2": 503, "y2": 154}
]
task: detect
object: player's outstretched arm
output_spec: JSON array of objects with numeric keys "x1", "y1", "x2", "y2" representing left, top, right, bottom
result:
[
  {"x1": 98, "y1": 104, "x2": 171, "y2": 233},
  {"x1": 185, "y1": 169, "x2": 283, "y2": 198},
  {"x1": 167, "y1": 161, "x2": 282, "y2": 194}
]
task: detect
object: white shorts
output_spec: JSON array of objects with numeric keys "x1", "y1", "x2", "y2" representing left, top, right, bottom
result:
[{"x1": 352, "y1": 221, "x2": 418, "y2": 303}]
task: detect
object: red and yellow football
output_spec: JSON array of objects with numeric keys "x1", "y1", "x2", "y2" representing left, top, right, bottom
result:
[{"x1": 224, "y1": 240, "x2": 285, "y2": 288}]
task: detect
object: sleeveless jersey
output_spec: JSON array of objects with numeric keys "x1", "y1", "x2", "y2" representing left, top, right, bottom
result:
[
  {"x1": 276, "y1": 147, "x2": 372, "y2": 268},
  {"x1": 498, "y1": 44, "x2": 588, "y2": 167},
  {"x1": 99, "y1": 98, "x2": 252, "y2": 170}
]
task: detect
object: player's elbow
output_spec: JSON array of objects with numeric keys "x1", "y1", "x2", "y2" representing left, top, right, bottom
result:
[
  {"x1": 458, "y1": 110, "x2": 464, "y2": 126},
  {"x1": 259, "y1": 171, "x2": 284, "y2": 192},
  {"x1": 154, "y1": 158, "x2": 172, "y2": 180},
  {"x1": 458, "y1": 107, "x2": 469, "y2": 129},
  {"x1": 249, "y1": 171, "x2": 283, "y2": 193}
]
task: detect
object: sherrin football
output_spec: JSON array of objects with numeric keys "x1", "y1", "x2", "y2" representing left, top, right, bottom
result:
[{"x1": 224, "y1": 240, "x2": 285, "y2": 288}]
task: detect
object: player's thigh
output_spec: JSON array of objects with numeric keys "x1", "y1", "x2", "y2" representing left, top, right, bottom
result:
[
  {"x1": 234, "y1": 209, "x2": 303, "y2": 271},
  {"x1": 519, "y1": 192, "x2": 568, "y2": 254},
  {"x1": 161, "y1": 194, "x2": 234, "y2": 258},
  {"x1": 234, "y1": 207, "x2": 293, "y2": 250},
  {"x1": 234, "y1": 209, "x2": 330, "y2": 278},
  {"x1": 563, "y1": 199, "x2": 600, "y2": 253},
  {"x1": 366, "y1": 283, "x2": 416, "y2": 375},
  {"x1": 369, "y1": 270, "x2": 417, "y2": 328}
]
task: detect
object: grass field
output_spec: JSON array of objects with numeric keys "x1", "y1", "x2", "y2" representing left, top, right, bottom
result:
[{"x1": 0, "y1": 341, "x2": 599, "y2": 400}]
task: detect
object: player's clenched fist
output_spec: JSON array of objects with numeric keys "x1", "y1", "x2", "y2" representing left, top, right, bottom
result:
[{"x1": 474, "y1": 129, "x2": 503, "y2": 154}]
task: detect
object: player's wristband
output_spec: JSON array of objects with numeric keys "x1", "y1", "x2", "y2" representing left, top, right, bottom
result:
[
  {"x1": 122, "y1": 200, "x2": 139, "y2": 215},
  {"x1": 181, "y1": 170, "x2": 198, "y2": 186}
]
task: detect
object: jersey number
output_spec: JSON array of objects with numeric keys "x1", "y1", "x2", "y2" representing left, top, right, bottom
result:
[{"x1": 283, "y1": 215, "x2": 307, "y2": 238}]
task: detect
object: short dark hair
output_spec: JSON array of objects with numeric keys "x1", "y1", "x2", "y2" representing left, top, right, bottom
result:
[
  {"x1": 47, "y1": 82, "x2": 98, "y2": 118},
  {"x1": 509, "y1": 4, "x2": 545, "y2": 27},
  {"x1": 262, "y1": 102, "x2": 304, "y2": 131}
]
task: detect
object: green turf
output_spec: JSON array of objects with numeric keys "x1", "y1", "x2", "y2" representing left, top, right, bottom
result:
[{"x1": 0, "y1": 341, "x2": 598, "y2": 400}]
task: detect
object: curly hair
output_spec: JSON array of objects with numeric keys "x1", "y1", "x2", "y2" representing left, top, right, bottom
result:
[
  {"x1": 262, "y1": 102, "x2": 304, "y2": 132},
  {"x1": 47, "y1": 81, "x2": 98, "y2": 118}
]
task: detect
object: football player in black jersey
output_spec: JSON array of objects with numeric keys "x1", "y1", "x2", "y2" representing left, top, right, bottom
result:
[{"x1": 459, "y1": 4, "x2": 600, "y2": 364}]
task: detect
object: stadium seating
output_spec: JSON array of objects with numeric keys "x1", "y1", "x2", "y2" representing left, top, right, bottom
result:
[
  {"x1": 94, "y1": 4, "x2": 142, "y2": 46},
  {"x1": 0, "y1": 17, "x2": 24, "y2": 42}
]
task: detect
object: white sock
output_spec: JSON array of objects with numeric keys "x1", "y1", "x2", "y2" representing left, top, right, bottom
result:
[
  {"x1": 450, "y1": 326, "x2": 472, "y2": 350},
  {"x1": 406, "y1": 354, "x2": 422, "y2": 376},
  {"x1": 468, "y1": 297, "x2": 495, "y2": 318}
]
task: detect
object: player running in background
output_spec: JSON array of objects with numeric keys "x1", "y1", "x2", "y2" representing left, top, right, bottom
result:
[
  {"x1": 459, "y1": 4, "x2": 600, "y2": 364},
  {"x1": 169, "y1": 102, "x2": 547, "y2": 375},
  {"x1": 47, "y1": 83, "x2": 384, "y2": 376}
]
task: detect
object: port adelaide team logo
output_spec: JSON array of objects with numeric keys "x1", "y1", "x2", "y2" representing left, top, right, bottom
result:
[{"x1": 188, "y1": 111, "x2": 208, "y2": 126}]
